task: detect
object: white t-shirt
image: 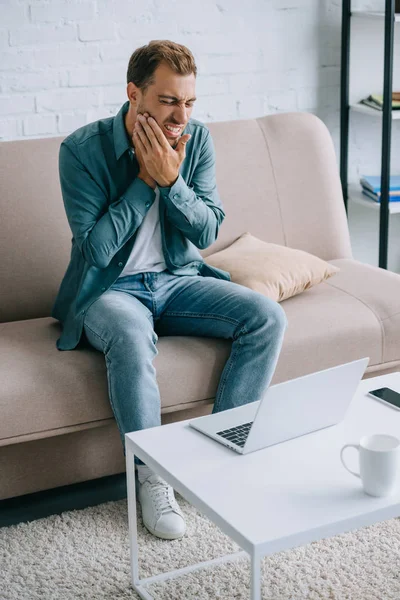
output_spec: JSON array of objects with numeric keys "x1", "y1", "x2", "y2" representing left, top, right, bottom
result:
[{"x1": 118, "y1": 184, "x2": 167, "y2": 277}]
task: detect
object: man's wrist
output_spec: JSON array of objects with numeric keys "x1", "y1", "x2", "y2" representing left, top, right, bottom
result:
[
  {"x1": 159, "y1": 174, "x2": 179, "y2": 188},
  {"x1": 137, "y1": 173, "x2": 156, "y2": 190}
]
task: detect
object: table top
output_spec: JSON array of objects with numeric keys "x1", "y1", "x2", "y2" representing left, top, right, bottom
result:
[{"x1": 126, "y1": 372, "x2": 400, "y2": 556}]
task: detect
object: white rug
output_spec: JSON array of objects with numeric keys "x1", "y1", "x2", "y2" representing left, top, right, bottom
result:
[{"x1": 1, "y1": 492, "x2": 400, "y2": 599}]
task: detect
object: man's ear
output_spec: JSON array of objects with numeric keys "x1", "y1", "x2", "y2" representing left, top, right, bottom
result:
[{"x1": 127, "y1": 82, "x2": 139, "y2": 107}]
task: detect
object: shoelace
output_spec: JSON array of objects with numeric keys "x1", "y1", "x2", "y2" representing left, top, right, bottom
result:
[{"x1": 143, "y1": 476, "x2": 181, "y2": 519}]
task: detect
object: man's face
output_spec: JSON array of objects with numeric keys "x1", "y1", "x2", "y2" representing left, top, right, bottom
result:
[{"x1": 128, "y1": 61, "x2": 196, "y2": 147}]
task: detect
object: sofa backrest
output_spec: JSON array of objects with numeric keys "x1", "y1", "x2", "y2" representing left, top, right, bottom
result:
[
  {"x1": 204, "y1": 112, "x2": 352, "y2": 259},
  {"x1": 0, "y1": 111, "x2": 352, "y2": 323}
]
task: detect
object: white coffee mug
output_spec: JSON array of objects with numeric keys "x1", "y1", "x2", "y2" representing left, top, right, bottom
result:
[{"x1": 340, "y1": 433, "x2": 400, "y2": 497}]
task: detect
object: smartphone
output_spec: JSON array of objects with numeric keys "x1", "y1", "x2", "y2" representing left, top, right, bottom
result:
[{"x1": 367, "y1": 387, "x2": 400, "y2": 411}]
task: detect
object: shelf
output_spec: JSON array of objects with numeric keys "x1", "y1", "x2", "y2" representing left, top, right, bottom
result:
[
  {"x1": 342, "y1": 3, "x2": 399, "y2": 268},
  {"x1": 348, "y1": 184, "x2": 400, "y2": 214},
  {"x1": 351, "y1": 10, "x2": 400, "y2": 22},
  {"x1": 350, "y1": 104, "x2": 400, "y2": 118}
]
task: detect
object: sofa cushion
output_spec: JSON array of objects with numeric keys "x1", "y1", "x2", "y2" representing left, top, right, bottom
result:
[
  {"x1": 1, "y1": 258, "x2": 399, "y2": 445},
  {"x1": 204, "y1": 232, "x2": 340, "y2": 302},
  {"x1": 325, "y1": 259, "x2": 400, "y2": 365},
  {"x1": 274, "y1": 258, "x2": 400, "y2": 381},
  {"x1": 0, "y1": 318, "x2": 230, "y2": 446}
]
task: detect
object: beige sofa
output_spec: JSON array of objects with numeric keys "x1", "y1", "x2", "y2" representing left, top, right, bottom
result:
[{"x1": 1, "y1": 111, "x2": 400, "y2": 502}]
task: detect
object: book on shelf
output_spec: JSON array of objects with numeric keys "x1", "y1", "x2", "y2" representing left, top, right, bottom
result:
[
  {"x1": 359, "y1": 92, "x2": 400, "y2": 111},
  {"x1": 362, "y1": 188, "x2": 400, "y2": 203},
  {"x1": 360, "y1": 175, "x2": 400, "y2": 194},
  {"x1": 360, "y1": 175, "x2": 400, "y2": 202}
]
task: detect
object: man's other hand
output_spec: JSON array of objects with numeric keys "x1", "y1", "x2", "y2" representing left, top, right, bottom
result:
[
  {"x1": 133, "y1": 112, "x2": 191, "y2": 188},
  {"x1": 132, "y1": 112, "x2": 157, "y2": 189}
]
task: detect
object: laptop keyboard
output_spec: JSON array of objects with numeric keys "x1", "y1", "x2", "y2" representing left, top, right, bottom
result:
[{"x1": 216, "y1": 421, "x2": 253, "y2": 447}]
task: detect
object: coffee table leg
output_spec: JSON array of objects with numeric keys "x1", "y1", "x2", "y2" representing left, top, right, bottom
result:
[
  {"x1": 125, "y1": 441, "x2": 141, "y2": 589},
  {"x1": 125, "y1": 440, "x2": 259, "y2": 599},
  {"x1": 251, "y1": 552, "x2": 261, "y2": 600}
]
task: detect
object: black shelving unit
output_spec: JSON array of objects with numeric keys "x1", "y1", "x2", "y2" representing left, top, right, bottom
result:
[{"x1": 340, "y1": 0, "x2": 397, "y2": 270}]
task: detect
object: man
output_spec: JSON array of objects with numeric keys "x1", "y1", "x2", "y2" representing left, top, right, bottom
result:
[{"x1": 52, "y1": 40, "x2": 287, "y2": 541}]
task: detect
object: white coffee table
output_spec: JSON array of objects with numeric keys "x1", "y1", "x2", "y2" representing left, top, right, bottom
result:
[{"x1": 125, "y1": 372, "x2": 400, "y2": 599}]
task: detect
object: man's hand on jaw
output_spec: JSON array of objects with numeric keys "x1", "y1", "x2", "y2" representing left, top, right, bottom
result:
[{"x1": 132, "y1": 112, "x2": 191, "y2": 188}]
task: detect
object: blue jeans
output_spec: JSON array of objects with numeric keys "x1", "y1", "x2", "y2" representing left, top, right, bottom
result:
[{"x1": 83, "y1": 271, "x2": 287, "y2": 465}]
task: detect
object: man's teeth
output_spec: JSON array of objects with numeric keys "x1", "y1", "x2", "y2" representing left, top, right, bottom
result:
[{"x1": 165, "y1": 125, "x2": 180, "y2": 132}]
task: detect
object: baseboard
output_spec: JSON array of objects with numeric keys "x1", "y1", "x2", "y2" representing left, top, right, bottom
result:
[{"x1": 0, "y1": 472, "x2": 129, "y2": 528}]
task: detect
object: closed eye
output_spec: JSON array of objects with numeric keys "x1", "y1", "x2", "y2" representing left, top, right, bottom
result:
[{"x1": 160, "y1": 101, "x2": 194, "y2": 108}]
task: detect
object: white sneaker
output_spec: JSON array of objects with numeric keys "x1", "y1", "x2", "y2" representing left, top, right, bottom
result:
[{"x1": 137, "y1": 465, "x2": 186, "y2": 540}]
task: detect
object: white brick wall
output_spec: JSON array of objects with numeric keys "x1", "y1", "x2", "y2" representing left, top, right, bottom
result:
[
  {"x1": 23, "y1": 113, "x2": 57, "y2": 135},
  {"x1": 9, "y1": 24, "x2": 77, "y2": 46},
  {"x1": 0, "y1": 0, "x2": 399, "y2": 189},
  {"x1": 30, "y1": 1, "x2": 95, "y2": 24},
  {"x1": 0, "y1": 94, "x2": 34, "y2": 116},
  {"x1": 78, "y1": 20, "x2": 116, "y2": 42},
  {"x1": 1, "y1": 0, "x2": 400, "y2": 270}
]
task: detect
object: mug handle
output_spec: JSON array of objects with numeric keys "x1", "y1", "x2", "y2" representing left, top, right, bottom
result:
[{"x1": 340, "y1": 444, "x2": 361, "y2": 478}]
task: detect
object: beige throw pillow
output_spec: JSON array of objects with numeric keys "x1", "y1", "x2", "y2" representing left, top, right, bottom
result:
[{"x1": 204, "y1": 232, "x2": 340, "y2": 302}]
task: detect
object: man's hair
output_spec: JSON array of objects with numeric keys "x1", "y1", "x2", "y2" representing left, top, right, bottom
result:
[{"x1": 127, "y1": 40, "x2": 197, "y2": 94}]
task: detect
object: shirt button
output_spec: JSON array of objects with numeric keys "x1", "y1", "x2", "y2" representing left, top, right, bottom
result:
[
  {"x1": 145, "y1": 201, "x2": 150, "y2": 208},
  {"x1": 173, "y1": 194, "x2": 179, "y2": 200},
  {"x1": 118, "y1": 262, "x2": 123, "y2": 267},
  {"x1": 101, "y1": 287, "x2": 106, "y2": 291}
]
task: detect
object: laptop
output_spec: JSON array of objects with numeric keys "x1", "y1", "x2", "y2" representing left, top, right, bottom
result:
[{"x1": 188, "y1": 357, "x2": 369, "y2": 455}]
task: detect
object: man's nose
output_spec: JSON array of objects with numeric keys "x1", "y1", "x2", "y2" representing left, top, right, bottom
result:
[{"x1": 173, "y1": 105, "x2": 188, "y2": 124}]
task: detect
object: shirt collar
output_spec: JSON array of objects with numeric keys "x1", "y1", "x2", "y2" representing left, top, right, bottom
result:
[{"x1": 113, "y1": 101, "x2": 133, "y2": 161}]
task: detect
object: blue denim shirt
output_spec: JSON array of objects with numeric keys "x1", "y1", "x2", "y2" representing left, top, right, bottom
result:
[{"x1": 51, "y1": 101, "x2": 230, "y2": 350}]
